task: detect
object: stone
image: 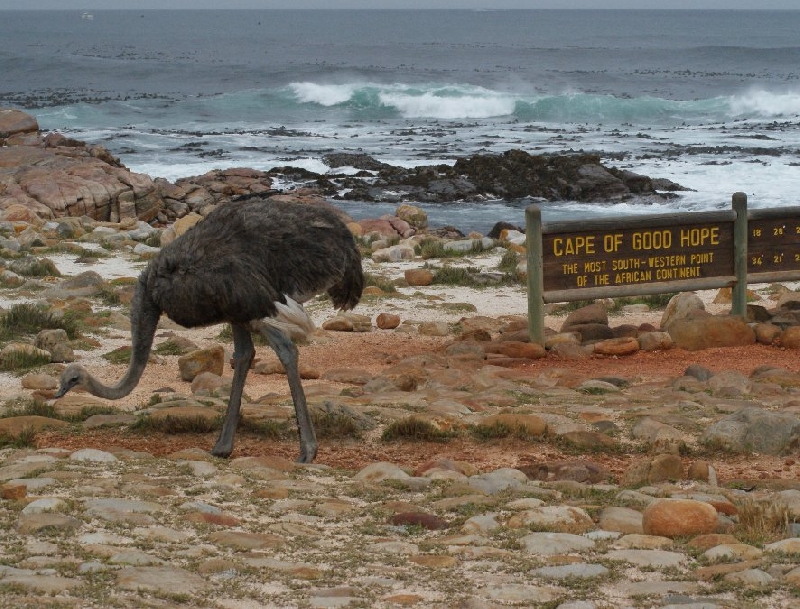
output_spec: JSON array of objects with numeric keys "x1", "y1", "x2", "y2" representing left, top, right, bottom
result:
[
  {"x1": 621, "y1": 454, "x2": 683, "y2": 486},
  {"x1": 756, "y1": 322, "x2": 783, "y2": 345},
  {"x1": 641, "y1": 499, "x2": 718, "y2": 538},
  {"x1": 116, "y1": 566, "x2": 208, "y2": 595},
  {"x1": 531, "y1": 563, "x2": 609, "y2": 580},
  {"x1": 668, "y1": 315, "x2": 755, "y2": 351},
  {"x1": 20, "y1": 372, "x2": 59, "y2": 391},
  {"x1": 395, "y1": 203, "x2": 428, "y2": 229},
  {"x1": 0, "y1": 416, "x2": 69, "y2": 438},
  {"x1": 0, "y1": 343, "x2": 52, "y2": 368},
  {"x1": 637, "y1": 331, "x2": 673, "y2": 351},
  {"x1": 353, "y1": 462, "x2": 410, "y2": 482},
  {"x1": 376, "y1": 312, "x2": 401, "y2": 329},
  {"x1": 593, "y1": 336, "x2": 639, "y2": 356},
  {"x1": 70, "y1": 448, "x2": 117, "y2": 462},
  {"x1": 177, "y1": 345, "x2": 224, "y2": 381},
  {"x1": 598, "y1": 506, "x2": 644, "y2": 534},
  {"x1": 404, "y1": 268, "x2": 434, "y2": 286},
  {"x1": 603, "y1": 548, "x2": 685, "y2": 568},
  {"x1": 781, "y1": 326, "x2": 800, "y2": 348},
  {"x1": 487, "y1": 340, "x2": 546, "y2": 359},
  {"x1": 506, "y1": 505, "x2": 594, "y2": 533},
  {"x1": 0, "y1": 108, "x2": 38, "y2": 138},
  {"x1": 660, "y1": 292, "x2": 705, "y2": 330},
  {"x1": 17, "y1": 513, "x2": 82, "y2": 534},
  {"x1": 701, "y1": 406, "x2": 800, "y2": 455},
  {"x1": 519, "y1": 532, "x2": 595, "y2": 555}
]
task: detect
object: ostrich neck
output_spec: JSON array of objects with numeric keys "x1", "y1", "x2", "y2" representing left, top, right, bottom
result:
[{"x1": 87, "y1": 272, "x2": 160, "y2": 400}]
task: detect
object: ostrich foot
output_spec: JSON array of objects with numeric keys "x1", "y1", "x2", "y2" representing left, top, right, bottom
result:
[
  {"x1": 296, "y1": 444, "x2": 317, "y2": 464},
  {"x1": 211, "y1": 442, "x2": 233, "y2": 459}
]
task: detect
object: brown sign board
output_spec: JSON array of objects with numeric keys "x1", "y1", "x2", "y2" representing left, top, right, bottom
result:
[
  {"x1": 748, "y1": 216, "x2": 800, "y2": 273},
  {"x1": 542, "y1": 222, "x2": 735, "y2": 292}
]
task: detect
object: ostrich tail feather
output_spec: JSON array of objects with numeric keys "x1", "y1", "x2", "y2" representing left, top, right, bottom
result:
[{"x1": 264, "y1": 298, "x2": 316, "y2": 342}]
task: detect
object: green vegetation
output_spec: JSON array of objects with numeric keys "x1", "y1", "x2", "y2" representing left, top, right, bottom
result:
[
  {"x1": 131, "y1": 413, "x2": 223, "y2": 434},
  {"x1": 496, "y1": 247, "x2": 520, "y2": 274},
  {"x1": 416, "y1": 237, "x2": 493, "y2": 260},
  {"x1": 363, "y1": 272, "x2": 397, "y2": 293},
  {"x1": 381, "y1": 416, "x2": 455, "y2": 442},
  {"x1": 102, "y1": 346, "x2": 132, "y2": 365},
  {"x1": 0, "y1": 303, "x2": 80, "y2": 341},
  {"x1": 734, "y1": 498, "x2": 791, "y2": 545}
]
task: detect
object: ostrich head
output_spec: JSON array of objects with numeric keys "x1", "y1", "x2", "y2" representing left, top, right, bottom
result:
[{"x1": 55, "y1": 362, "x2": 90, "y2": 398}]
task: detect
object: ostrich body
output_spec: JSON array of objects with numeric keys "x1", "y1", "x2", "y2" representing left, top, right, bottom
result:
[{"x1": 56, "y1": 199, "x2": 364, "y2": 463}]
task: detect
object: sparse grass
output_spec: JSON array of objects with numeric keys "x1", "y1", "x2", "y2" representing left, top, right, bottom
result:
[
  {"x1": 130, "y1": 413, "x2": 223, "y2": 434},
  {"x1": 154, "y1": 340, "x2": 190, "y2": 356},
  {"x1": 311, "y1": 410, "x2": 362, "y2": 439},
  {"x1": 734, "y1": 498, "x2": 791, "y2": 545},
  {"x1": 497, "y1": 247, "x2": 520, "y2": 274},
  {"x1": 102, "y1": 346, "x2": 132, "y2": 365},
  {"x1": 0, "y1": 428, "x2": 37, "y2": 449},
  {"x1": 0, "y1": 303, "x2": 80, "y2": 341},
  {"x1": 430, "y1": 265, "x2": 479, "y2": 287},
  {"x1": 469, "y1": 421, "x2": 537, "y2": 441},
  {"x1": 0, "y1": 348, "x2": 51, "y2": 373},
  {"x1": 144, "y1": 233, "x2": 162, "y2": 248},
  {"x1": 237, "y1": 417, "x2": 289, "y2": 439},
  {"x1": 12, "y1": 258, "x2": 60, "y2": 277},
  {"x1": 381, "y1": 416, "x2": 455, "y2": 442},
  {"x1": 363, "y1": 272, "x2": 397, "y2": 293},
  {"x1": 417, "y1": 237, "x2": 492, "y2": 260},
  {"x1": 3, "y1": 398, "x2": 120, "y2": 424}
]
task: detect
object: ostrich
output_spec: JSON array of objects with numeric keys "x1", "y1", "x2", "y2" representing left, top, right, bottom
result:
[{"x1": 55, "y1": 198, "x2": 364, "y2": 463}]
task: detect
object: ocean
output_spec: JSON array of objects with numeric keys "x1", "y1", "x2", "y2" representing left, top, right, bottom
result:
[{"x1": 1, "y1": 9, "x2": 799, "y2": 234}]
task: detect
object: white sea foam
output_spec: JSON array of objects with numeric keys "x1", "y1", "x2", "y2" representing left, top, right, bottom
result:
[
  {"x1": 289, "y1": 82, "x2": 358, "y2": 106},
  {"x1": 379, "y1": 88, "x2": 516, "y2": 119},
  {"x1": 727, "y1": 89, "x2": 800, "y2": 119}
]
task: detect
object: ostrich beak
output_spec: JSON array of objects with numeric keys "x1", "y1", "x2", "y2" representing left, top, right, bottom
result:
[{"x1": 54, "y1": 385, "x2": 69, "y2": 399}]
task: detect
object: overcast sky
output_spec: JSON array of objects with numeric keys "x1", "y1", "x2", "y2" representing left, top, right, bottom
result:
[{"x1": 2, "y1": 1, "x2": 799, "y2": 9}]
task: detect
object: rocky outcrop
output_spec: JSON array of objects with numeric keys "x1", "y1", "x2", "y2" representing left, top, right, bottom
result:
[
  {"x1": 1, "y1": 108, "x2": 690, "y2": 225},
  {"x1": 0, "y1": 130, "x2": 162, "y2": 223},
  {"x1": 329, "y1": 149, "x2": 689, "y2": 204}
]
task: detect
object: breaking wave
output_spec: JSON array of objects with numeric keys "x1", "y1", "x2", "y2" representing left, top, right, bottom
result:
[{"x1": 285, "y1": 81, "x2": 800, "y2": 123}]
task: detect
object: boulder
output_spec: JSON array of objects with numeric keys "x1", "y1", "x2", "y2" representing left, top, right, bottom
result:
[
  {"x1": 404, "y1": 268, "x2": 434, "y2": 287},
  {"x1": 177, "y1": 346, "x2": 225, "y2": 382},
  {"x1": 660, "y1": 292, "x2": 705, "y2": 331},
  {"x1": 667, "y1": 315, "x2": 755, "y2": 351},
  {"x1": 0, "y1": 108, "x2": 38, "y2": 139},
  {"x1": 395, "y1": 203, "x2": 428, "y2": 229},
  {"x1": 642, "y1": 499, "x2": 718, "y2": 538},
  {"x1": 701, "y1": 407, "x2": 800, "y2": 455}
]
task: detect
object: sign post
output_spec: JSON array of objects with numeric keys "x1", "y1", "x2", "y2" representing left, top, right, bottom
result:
[{"x1": 524, "y1": 193, "x2": 800, "y2": 346}]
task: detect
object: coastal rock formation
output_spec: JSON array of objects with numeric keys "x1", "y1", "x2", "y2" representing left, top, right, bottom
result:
[
  {"x1": 325, "y1": 149, "x2": 689, "y2": 204},
  {"x1": 1, "y1": 108, "x2": 690, "y2": 224},
  {"x1": 0, "y1": 126, "x2": 162, "y2": 223}
]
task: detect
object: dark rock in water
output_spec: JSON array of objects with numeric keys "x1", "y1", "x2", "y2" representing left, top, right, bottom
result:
[
  {"x1": 322, "y1": 153, "x2": 388, "y2": 171},
  {"x1": 328, "y1": 149, "x2": 689, "y2": 204}
]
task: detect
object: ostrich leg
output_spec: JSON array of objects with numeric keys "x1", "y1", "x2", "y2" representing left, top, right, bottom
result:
[
  {"x1": 256, "y1": 322, "x2": 318, "y2": 463},
  {"x1": 212, "y1": 323, "x2": 255, "y2": 458}
]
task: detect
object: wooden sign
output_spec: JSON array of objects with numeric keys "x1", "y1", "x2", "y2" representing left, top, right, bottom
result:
[
  {"x1": 542, "y1": 222, "x2": 735, "y2": 292},
  {"x1": 748, "y1": 216, "x2": 800, "y2": 273}
]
